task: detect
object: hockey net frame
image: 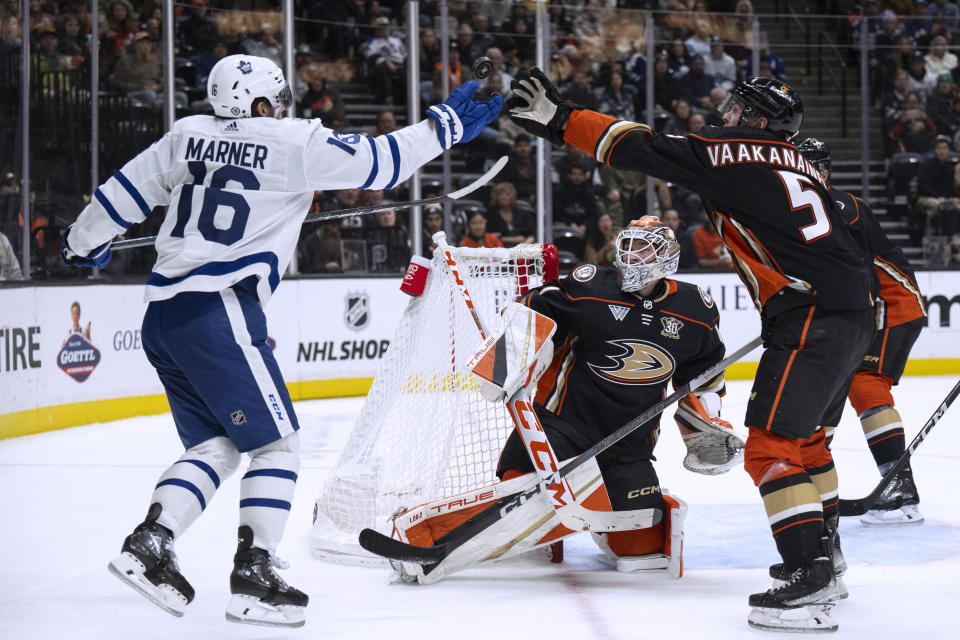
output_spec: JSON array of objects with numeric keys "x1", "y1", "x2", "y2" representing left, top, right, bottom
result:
[{"x1": 311, "y1": 242, "x2": 558, "y2": 566}]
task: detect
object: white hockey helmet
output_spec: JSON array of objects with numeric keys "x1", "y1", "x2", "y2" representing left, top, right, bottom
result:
[
  {"x1": 614, "y1": 216, "x2": 681, "y2": 292},
  {"x1": 207, "y1": 54, "x2": 292, "y2": 118}
]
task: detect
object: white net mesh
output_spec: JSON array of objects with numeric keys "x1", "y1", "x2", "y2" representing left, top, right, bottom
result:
[{"x1": 311, "y1": 243, "x2": 551, "y2": 565}]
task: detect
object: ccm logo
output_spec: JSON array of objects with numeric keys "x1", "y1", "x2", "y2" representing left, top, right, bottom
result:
[
  {"x1": 627, "y1": 485, "x2": 661, "y2": 499},
  {"x1": 267, "y1": 394, "x2": 285, "y2": 421}
]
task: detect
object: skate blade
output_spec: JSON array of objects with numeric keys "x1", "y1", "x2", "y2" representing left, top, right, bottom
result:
[
  {"x1": 225, "y1": 594, "x2": 306, "y2": 628},
  {"x1": 747, "y1": 605, "x2": 837, "y2": 633},
  {"x1": 108, "y1": 554, "x2": 188, "y2": 617},
  {"x1": 861, "y1": 506, "x2": 924, "y2": 526}
]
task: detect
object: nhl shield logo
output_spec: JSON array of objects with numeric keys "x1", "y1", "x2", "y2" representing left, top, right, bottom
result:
[
  {"x1": 345, "y1": 292, "x2": 370, "y2": 331},
  {"x1": 58, "y1": 334, "x2": 102, "y2": 382},
  {"x1": 660, "y1": 316, "x2": 684, "y2": 340},
  {"x1": 231, "y1": 410, "x2": 247, "y2": 426}
]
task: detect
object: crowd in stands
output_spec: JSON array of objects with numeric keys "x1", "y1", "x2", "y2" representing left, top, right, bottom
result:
[{"x1": 35, "y1": 1, "x2": 960, "y2": 279}]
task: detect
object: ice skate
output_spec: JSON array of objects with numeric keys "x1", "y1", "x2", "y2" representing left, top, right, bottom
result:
[
  {"x1": 107, "y1": 503, "x2": 195, "y2": 617},
  {"x1": 769, "y1": 522, "x2": 847, "y2": 601},
  {"x1": 862, "y1": 466, "x2": 923, "y2": 526},
  {"x1": 748, "y1": 557, "x2": 839, "y2": 633},
  {"x1": 226, "y1": 526, "x2": 309, "y2": 627}
]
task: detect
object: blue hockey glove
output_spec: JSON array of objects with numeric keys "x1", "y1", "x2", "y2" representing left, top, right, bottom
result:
[
  {"x1": 426, "y1": 81, "x2": 503, "y2": 149},
  {"x1": 61, "y1": 225, "x2": 112, "y2": 269}
]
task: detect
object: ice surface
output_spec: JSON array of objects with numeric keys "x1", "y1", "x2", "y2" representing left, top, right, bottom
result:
[{"x1": 1, "y1": 376, "x2": 957, "y2": 639}]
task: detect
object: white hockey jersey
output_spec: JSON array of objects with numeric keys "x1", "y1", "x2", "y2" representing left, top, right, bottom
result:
[{"x1": 68, "y1": 115, "x2": 444, "y2": 305}]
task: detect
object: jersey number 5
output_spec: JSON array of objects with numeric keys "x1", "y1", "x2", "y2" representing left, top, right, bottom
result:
[
  {"x1": 171, "y1": 161, "x2": 260, "y2": 245},
  {"x1": 776, "y1": 170, "x2": 831, "y2": 243}
]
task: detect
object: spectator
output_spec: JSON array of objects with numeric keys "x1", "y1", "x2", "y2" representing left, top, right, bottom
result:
[
  {"x1": 178, "y1": 0, "x2": 216, "y2": 57},
  {"x1": 684, "y1": 20, "x2": 712, "y2": 59},
  {"x1": 553, "y1": 159, "x2": 600, "y2": 235},
  {"x1": 661, "y1": 208, "x2": 699, "y2": 270},
  {"x1": 364, "y1": 16, "x2": 407, "y2": 105},
  {"x1": 926, "y1": 34, "x2": 958, "y2": 77},
  {"x1": 703, "y1": 85, "x2": 728, "y2": 126},
  {"x1": 292, "y1": 44, "x2": 314, "y2": 101},
  {"x1": 487, "y1": 181, "x2": 535, "y2": 247},
  {"x1": 927, "y1": 0, "x2": 960, "y2": 35},
  {"x1": 690, "y1": 198, "x2": 733, "y2": 270},
  {"x1": 688, "y1": 112, "x2": 707, "y2": 132},
  {"x1": 872, "y1": 11, "x2": 902, "y2": 93},
  {"x1": 456, "y1": 22, "x2": 484, "y2": 66},
  {"x1": 33, "y1": 26, "x2": 75, "y2": 77},
  {"x1": 480, "y1": 47, "x2": 513, "y2": 95},
  {"x1": 760, "y1": 45, "x2": 786, "y2": 81},
  {"x1": 905, "y1": 0, "x2": 932, "y2": 40},
  {"x1": 460, "y1": 211, "x2": 503, "y2": 248},
  {"x1": 883, "y1": 69, "x2": 913, "y2": 148},
  {"x1": 366, "y1": 205, "x2": 410, "y2": 271},
  {"x1": 374, "y1": 110, "x2": 396, "y2": 136},
  {"x1": 58, "y1": 13, "x2": 85, "y2": 61},
  {"x1": 432, "y1": 42, "x2": 475, "y2": 102},
  {"x1": 299, "y1": 222, "x2": 345, "y2": 273},
  {"x1": 562, "y1": 70, "x2": 599, "y2": 111},
  {"x1": 704, "y1": 36, "x2": 737, "y2": 90},
  {"x1": 679, "y1": 56, "x2": 716, "y2": 110},
  {"x1": 645, "y1": 54, "x2": 683, "y2": 111},
  {"x1": 890, "y1": 91, "x2": 938, "y2": 152},
  {"x1": 470, "y1": 14, "x2": 496, "y2": 55},
  {"x1": 597, "y1": 72, "x2": 637, "y2": 121},
  {"x1": 663, "y1": 98, "x2": 693, "y2": 136},
  {"x1": 939, "y1": 231, "x2": 960, "y2": 266},
  {"x1": 907, "y1": 50, "x2": 937, "y2": 98},
  {"x1": 243, "y1": 26, "x2": 282, "y2": 67},
  {"x1": 0, "y1": 230, "x2": 23, "y2": 280},
  {"x1": 667, "y1": 39, "x2": 691, "y2": 79},
  {"x1": 110, "y1": 32, "x2": 163, "y2": 107},
  {"x1": 927, "y1": 72, "x2": 956, "y2": 132},
  {"x1": 916, "y1": 135, "x2": 960, "y2": 234},
  {"x1": 421, "y1": 204, "x2": 444, "y2": 256},
  {"x1": 102, "y1": 0, "x2": 137, "y2": 66},
  {"x1": 419, "y1": 28, "x2": 441, "y2": 77},
  {"x1": 554, "y1": 144, "x2": 594, "y2": 185},
  {"x1": 583, "y1": 212, "x2": 617, "y2": 266},
  {"x1": 192, "y1": 36, "x2": 229, "y2": 92},
  {"x1": 298, "y1": 68, "x2": 345, "y2": 120},
  {"x1": 501, "y1": 134, "x2": 536, "y2": 201}
]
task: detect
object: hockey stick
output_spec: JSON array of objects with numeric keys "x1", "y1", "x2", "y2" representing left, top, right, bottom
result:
[
  {"x1": 109, "y1": 156, "x2": 509, "y2": 251},
  {"x1": 358, "y1": 334, "x2": 763, "y2": 566},
  {"x1": 432, "y1": 232, "x2": 649, "y2": 532},
  {"x1": 839, "y1": 377, "x2": 960, "y2": 517}
]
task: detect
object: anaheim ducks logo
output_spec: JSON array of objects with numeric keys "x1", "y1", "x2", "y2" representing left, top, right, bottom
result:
[{"x1": 587, "y1": 339, "x2": 676, "y2": 386}]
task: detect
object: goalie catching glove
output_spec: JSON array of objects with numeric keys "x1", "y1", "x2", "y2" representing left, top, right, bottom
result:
[
  {"x1": 469, "y1": 302, "x2": 557, "y2": 404},
  {"x1": 674, "y1": 392, "x2": 745, "y2": 475}
]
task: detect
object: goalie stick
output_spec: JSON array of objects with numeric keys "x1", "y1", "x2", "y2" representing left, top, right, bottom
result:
[
  {"x1": 110, "y1": 156, "x2": 509, "y2": 251},
  {"x1": 839, "y1": 377, "x2": 960, "y2": 517},
  {"x1": 358, "y1": 334, "x2": 763, "y2": 566},
  {"x1": 433, "y1": 232, "x2": 653, "y2": 533}
]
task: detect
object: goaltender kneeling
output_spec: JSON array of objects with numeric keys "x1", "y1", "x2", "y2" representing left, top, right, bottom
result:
[{"x1": 388, "y1": 217, "x2": 745, "y2": 584}]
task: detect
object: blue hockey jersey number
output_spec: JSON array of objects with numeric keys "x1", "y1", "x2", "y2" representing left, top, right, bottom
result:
[{"x1": 171, "y1": 161, "x2": 260, "y2": 245}]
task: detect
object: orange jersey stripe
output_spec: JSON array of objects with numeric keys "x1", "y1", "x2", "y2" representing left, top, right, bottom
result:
[
  {"x1": 564, "y1": 110, "x2": 618, "y2": 157},
  {"x1": 772, "y1": 516, "x2": 824, "y2": 535},
  {"x1": 716, "y1": 212, "x2": 796, "y2": 308},
  {"x1": 765, "y1": 306, "x2": 815, "y2": 432}
]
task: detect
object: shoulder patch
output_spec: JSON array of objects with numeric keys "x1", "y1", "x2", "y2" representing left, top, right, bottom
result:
[
  {"x1": 572, "y1": 263, "x2": 597, "y2": 282},
  {"x1": 698, "y1": 285, "x2": 715, "y2": 308}
]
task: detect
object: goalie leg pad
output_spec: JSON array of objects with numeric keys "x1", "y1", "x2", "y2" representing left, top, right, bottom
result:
[{"x1": 592, "y1": 491, "x2": 686, "y2": 578}]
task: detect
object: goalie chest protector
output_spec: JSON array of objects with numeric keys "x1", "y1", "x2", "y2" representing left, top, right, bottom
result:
[{"x1": 522, "y1": 265, "x2": 726, "y2": 461}]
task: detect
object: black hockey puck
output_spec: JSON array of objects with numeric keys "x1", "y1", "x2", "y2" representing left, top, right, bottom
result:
[{"x1": 472, "y1": 56, "x2": 493, "y2": 80}]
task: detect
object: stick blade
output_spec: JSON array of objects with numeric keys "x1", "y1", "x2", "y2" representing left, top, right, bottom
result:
[
  {"x1": 358, "y1": 528, "x2": 446, "y2": 564},
  {"x1": 838, "y1": 498, "x2": 867, "y2": 517}
]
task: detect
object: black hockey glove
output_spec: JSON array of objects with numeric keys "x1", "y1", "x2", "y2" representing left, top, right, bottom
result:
[{"x1": 505, "y1": 68, "x2": 581, "y2": 147}]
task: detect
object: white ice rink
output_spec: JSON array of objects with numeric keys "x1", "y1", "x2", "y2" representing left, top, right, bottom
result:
[{"x1": 1, "y1": 375, "x2": 958, "y2": 640}]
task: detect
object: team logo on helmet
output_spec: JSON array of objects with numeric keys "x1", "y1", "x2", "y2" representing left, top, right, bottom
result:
[
  {"x1": 587, "y1": 339, "x2": 676, "y2": 385},
  {"x1": 237, "y1": 60, "x2": 253, "y2": 74}
]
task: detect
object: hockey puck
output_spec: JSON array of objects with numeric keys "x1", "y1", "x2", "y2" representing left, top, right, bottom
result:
[{"x1": 472, "y1": 56, "x2": 493, "y2": 80}]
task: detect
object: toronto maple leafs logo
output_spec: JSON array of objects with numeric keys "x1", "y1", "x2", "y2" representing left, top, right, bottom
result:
[{"x1": 237, "y1": 59, "x2": 253, "y2": 74}]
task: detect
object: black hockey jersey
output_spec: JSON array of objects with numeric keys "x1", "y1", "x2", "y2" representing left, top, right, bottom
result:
[
  {"x1": 562, "y1": 110, "x2": 874, "y2": 314},
  {"x1": 831, "y1": 188, "x2": 926, "y2": 328},
  {"x1": 521, "y1": 265, "x2": 726, "y2": 462}
]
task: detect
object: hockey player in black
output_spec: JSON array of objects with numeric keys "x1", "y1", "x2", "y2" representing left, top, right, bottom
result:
[
  {"x1": 506, "y1": 71, "x2": 875, "y2": 632},
  {"x1": 797, "y1": 138, "x2": 927, "y2": 526}
]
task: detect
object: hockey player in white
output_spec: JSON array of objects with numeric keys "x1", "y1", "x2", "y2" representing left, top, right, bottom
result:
[{"x1": 60, "y1": 54, "x2": 502, "y2": 627}]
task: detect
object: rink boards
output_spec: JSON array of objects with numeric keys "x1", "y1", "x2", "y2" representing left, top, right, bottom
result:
[{"x1": 2, "y1": 270, "x2": 958, "y2": 438}]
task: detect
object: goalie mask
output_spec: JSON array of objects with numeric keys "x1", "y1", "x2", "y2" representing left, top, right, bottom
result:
[
  {"x1": 208, "y1": 54, "x2": 292, "y2": 119},
  {"x1": 614, "y1": 216, "x2": 681, "y2": 292}
]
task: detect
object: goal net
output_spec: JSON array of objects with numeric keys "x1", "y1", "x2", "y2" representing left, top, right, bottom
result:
[{"x1": 311, "y1": 241, "x2": 558, "y2": 565}]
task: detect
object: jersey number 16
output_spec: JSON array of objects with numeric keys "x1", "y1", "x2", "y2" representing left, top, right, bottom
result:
[{"x1": 171, "y1": 161, "x2": 259, "y2": 245}]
